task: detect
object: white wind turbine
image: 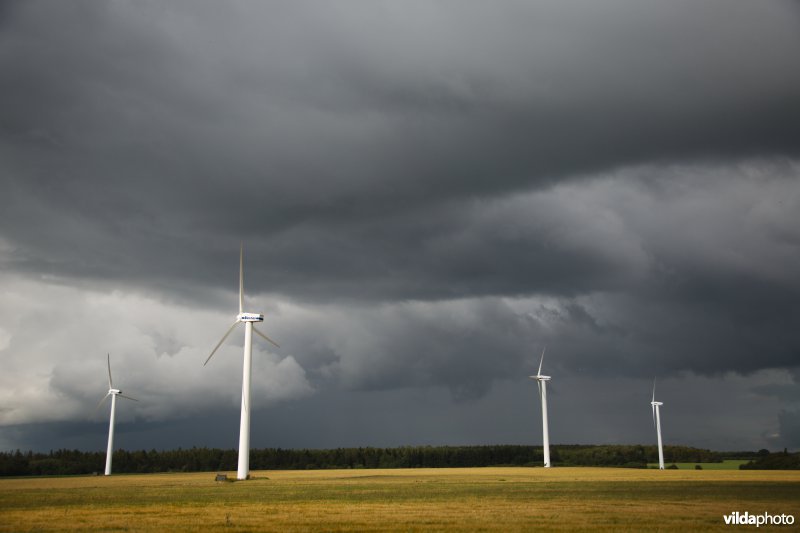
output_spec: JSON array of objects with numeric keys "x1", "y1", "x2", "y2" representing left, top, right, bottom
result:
[
  {"x1": 529, "y1": 348, "x2": 552, "y2": 468},
  {"x1": 204, "y1": 244, "x2": 279, "y2": 480},
  {"x1": 97, "y1": 354, "x2": 138, "y2": 476},
  {"x1": 651, "y1": 379, "x2": 665, "y2": 470}
]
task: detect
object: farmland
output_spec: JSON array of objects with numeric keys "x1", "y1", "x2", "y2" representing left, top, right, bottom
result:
[{"x1": 1, "y1": 467, "x2": 798, "y2": 531}]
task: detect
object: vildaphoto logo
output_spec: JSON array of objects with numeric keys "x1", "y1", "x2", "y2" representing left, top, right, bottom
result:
[{"x1": 723, "y1": 512, "x2": 795, "y2": 527}]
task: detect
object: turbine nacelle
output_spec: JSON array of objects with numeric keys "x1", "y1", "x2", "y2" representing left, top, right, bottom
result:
[
  {"x1": 529, "y1": 375, "x2": 551, "y2": 381},
  {"x1": 238, "y1": 312, "x2": 264, "y2": 322},
  {"x1": 651, "y1": 401, "x2": 663, "y2": 406},
  {"x1": 109, "y1": 388, "x2": 121, "y2": 395}
]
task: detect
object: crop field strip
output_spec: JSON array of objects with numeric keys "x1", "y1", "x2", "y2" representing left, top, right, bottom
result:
[
  {"x1": 645, "y1": 460, "x2": 749, "y2": 470},
  {"x1": 1, "y1": 467, "x2": 798, "y2": 532}
]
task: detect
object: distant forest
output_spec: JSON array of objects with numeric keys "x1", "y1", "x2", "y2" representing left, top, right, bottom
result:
[
  {"x1": 739, "y1": 449, "x2": 800, "y2": 470},
  {"x1": 2, "y1": 444, "x2": 787, "y2": 476}
]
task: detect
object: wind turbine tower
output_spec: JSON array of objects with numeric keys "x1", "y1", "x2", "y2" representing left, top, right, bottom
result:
[
  {"x1": 97, "y1": 354, "x2": 138, "y2": 476},
  {"x1": 205, "y1": 244, "x2": 279, "y2": 480},
  {"x1": 529, "y1": 348, "x2": 552, "y2": 468},
  {"x1": 651, "y1": 379, "x2": 665, "y2": 470}
]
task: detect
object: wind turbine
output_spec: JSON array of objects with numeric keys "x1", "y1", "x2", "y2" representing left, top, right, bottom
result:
[
  {"x1": 529, "y1": 347, "x2": 552, "y2": 468},
  {"x1": 97, "y1": 354, "x2": 137, "y2": 476},
  {"x1": 204, "y1": 244, "x2": 279, "y2": 480},
  {"x1": 651, "y1": 379, "x2": 665, "y2": 470}
]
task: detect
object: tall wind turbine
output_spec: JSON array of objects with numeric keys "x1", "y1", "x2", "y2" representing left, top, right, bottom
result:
[
  {"x1": 651, "y1": 379, "x2": 665, "y2": 470},
  {"x1": 529, "y1": 348, "x2": 552, "y2": 468},
  {"x1": 205, "y1": 244, "x2": 279, "y2": 480},
  {"x1": 97, "y1": 354, "x2": 137, "y2": 476}
]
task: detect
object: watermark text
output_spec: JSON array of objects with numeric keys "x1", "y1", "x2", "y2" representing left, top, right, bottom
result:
[{"x1": 723, "y1": 512, "x2": 794, "y2": 527}]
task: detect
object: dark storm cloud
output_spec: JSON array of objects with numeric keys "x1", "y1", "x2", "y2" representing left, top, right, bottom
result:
[
  {"x1": 2, "y1": 0, "x2": 800, "y2": 299},
  {"x1": 775, "y1": 410, "x2": 800, "y2": 448},
  {"x1": 286, "y1": 298, "x2": 539, "y2": 400},
  {"x1": 1, "y1": 1, "x2": 799, "y2": 452}
]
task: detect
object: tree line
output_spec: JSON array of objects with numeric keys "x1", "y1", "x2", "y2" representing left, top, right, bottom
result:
[
  {"x1": 740, "y1": 449, "x2": 800, "y2": 470},
  {"x1": 0, "y1": 444, "x2": 753, "y2": 476}
]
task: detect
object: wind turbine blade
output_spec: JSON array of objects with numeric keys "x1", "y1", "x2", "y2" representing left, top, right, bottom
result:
[
  {"x1": 239, "y1": 243, "x2": 244, "y2": 315},
  {"x1": 107, "y1": 354, "x2": 113, "y2": 389},
  {"x1": 95, "y1": 393, "x2": 111, "y2": 413},
  {"x1": 253, "y1": 326, "x2": 280, "y2": 348},
  {"x1": 119, "y1": 394, "x2": 138, "y2": 402},
  {"x1": 537, "y1": 347, "x2": 546, "y2": 376},
  {"x1": 536, "y1": 379, "x2": 541, "y2": 397},
  {"x1": 204, "y1": 320, "x2": 240, "y2": 366},
  {"x1": 651, "y1": 378, "x2": 657, "y2": 426}
]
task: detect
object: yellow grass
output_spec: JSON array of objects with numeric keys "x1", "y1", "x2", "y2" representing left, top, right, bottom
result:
[{"x1": 1, "y1": 467, "x2": 798, "y2": 531}]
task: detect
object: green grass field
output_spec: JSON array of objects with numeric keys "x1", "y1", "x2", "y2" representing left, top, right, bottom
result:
[
  {"x1": 1, "y1": 467, "x2": 798, "y2": 531},
  {"x1": 647, "y1": 460, "x2": 749, "y2": 470}
]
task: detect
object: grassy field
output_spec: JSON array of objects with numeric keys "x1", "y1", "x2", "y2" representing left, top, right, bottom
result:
[
  {"x1": 1, "y1": 467, "x2": 798, "y2": 532},
  {"x1": 646, "y1": 460, "x2": 749, "y2": 470}
]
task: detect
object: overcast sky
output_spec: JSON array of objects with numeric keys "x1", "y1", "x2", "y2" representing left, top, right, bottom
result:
[{"x1": 1, "y1": 0, "x2": 799, "y2": 454}]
